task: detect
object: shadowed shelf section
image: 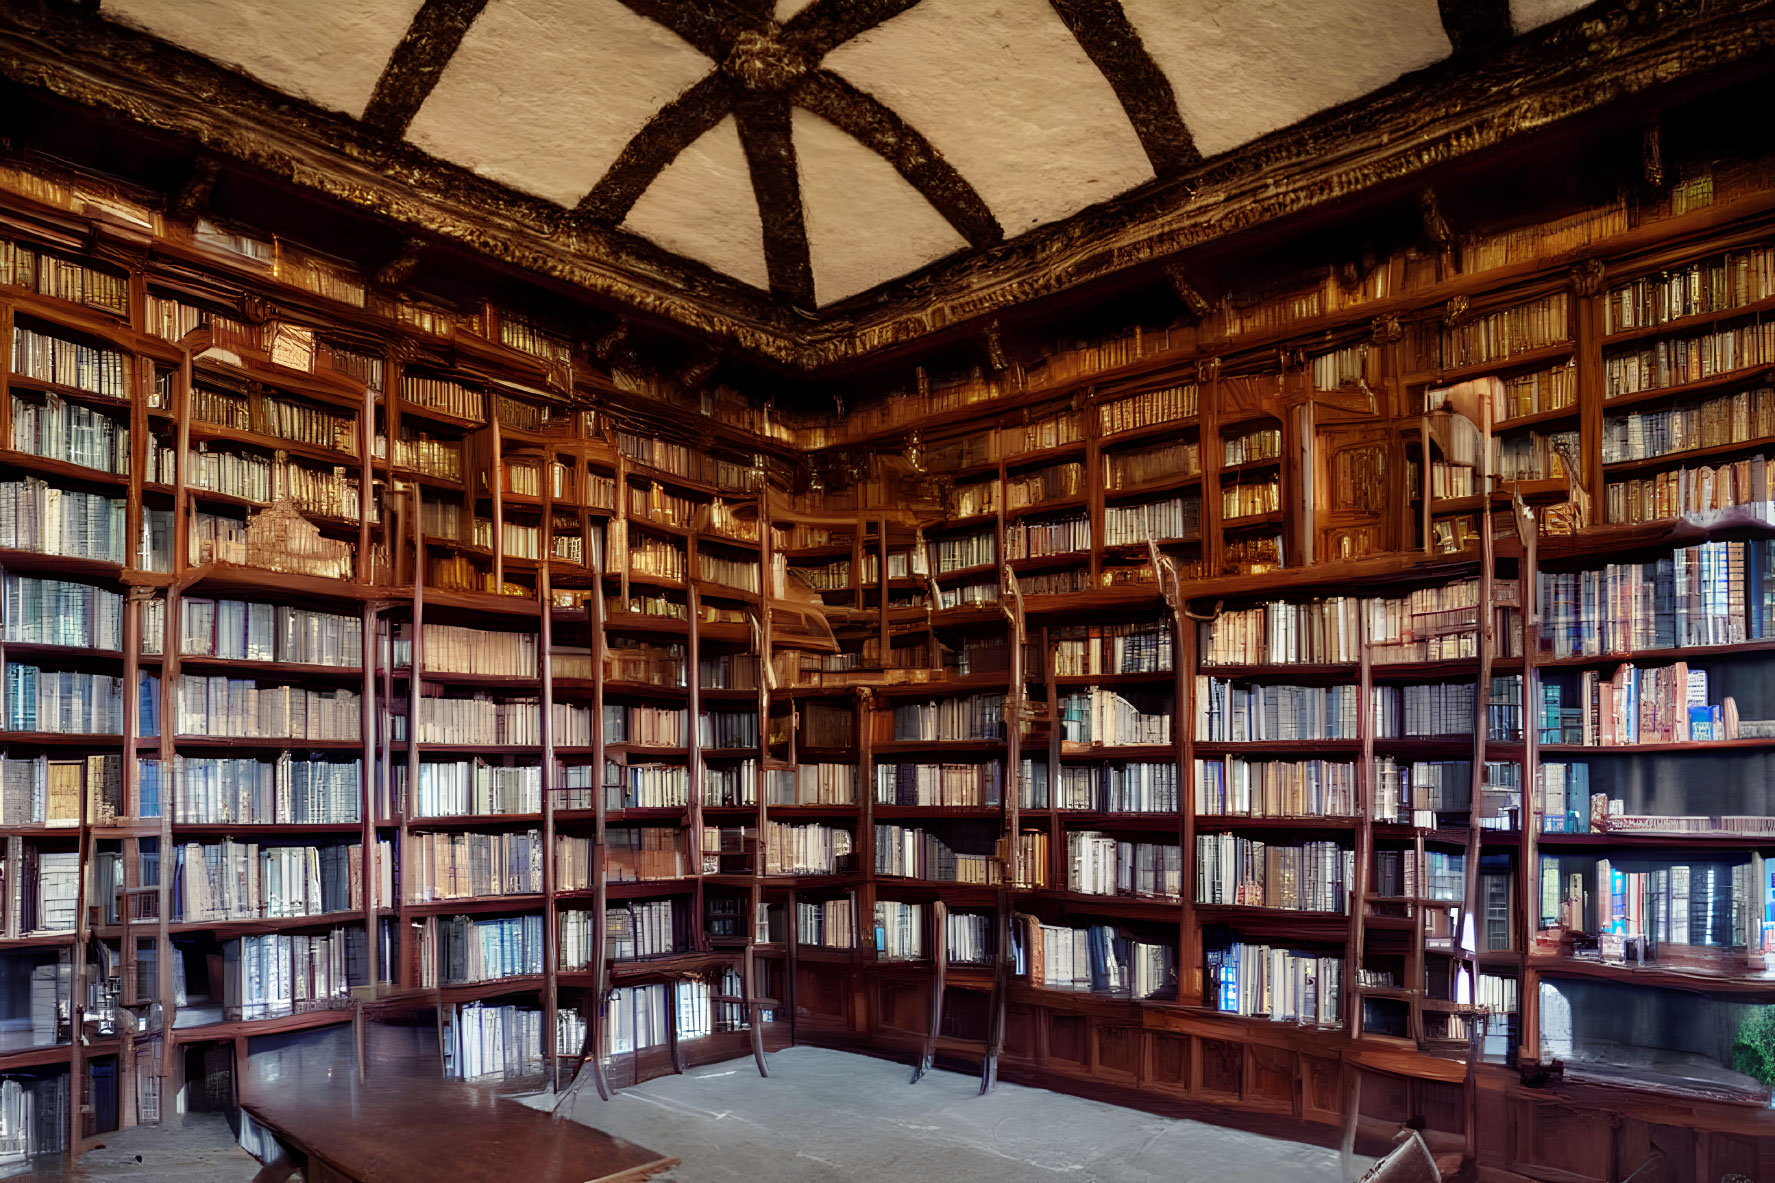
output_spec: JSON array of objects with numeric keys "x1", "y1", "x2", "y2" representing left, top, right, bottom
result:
[{"x1": 238, "y1": 1023, "x2": 675, "y2": 1183}]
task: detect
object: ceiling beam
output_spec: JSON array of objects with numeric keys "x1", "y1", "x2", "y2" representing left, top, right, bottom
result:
[
  {"x1": 0, "y1": 0, "x2": 1766, "y2": 369},
  {"x1": 361, "y1": 0, "x2": 490, "y2": 136},
  {"x1": 734, "y1": 96, "x2": 816, "y2": 307},
  {"x1": 577, "y1": 71, "x2": 735, "y2": 225},
  {"x1": 1047, "y1": 0, "x2": 1200, "y2": 176},
  {"x1": 792, "y1": 69, "x2": 1003, "y2": 250}
]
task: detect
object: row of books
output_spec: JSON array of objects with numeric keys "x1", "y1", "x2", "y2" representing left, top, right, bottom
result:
[
  {"x1": 182, "y1": 598, "x2": 361, "y2": 665},
  {"x1": 1067, "y1": 832, "x2": 1183, "y2": 898},
  {"x1": 172, "y1": 677, "x2": 360, "y2": 740},
  {"x1": 419, "y1": 913, "x2": 544, "y2": 986},
  {"x1": 1538, "y1": 855, "x2": 1757, "y2": 952},
  {"x1": 704, "y1": 760, "x2": 757, "y2": 806},
  {"x1": 887, "y1": 694, "x2": 1005, "y2": 742},
  {"x1": 1006, "y1": 461, "x2": 1083, "y2": 509},
  {"x1": 1603, "y1": 247, "x2": 1775, "y2": 334},
  {"x1": 10, "y1": 326, "x2": 130, "y2": 398},
  {"x1": 697, "y1": 552, "x2": 760, "y2": 593},
  {"x1": 612, "y1": 761, "x2": 689, "y2": 808},
  {"x1": 697, "y1": 710, "x2": 758, "y2": 749},
  {"x1": 1207, "y1": 942, "x2": 1342, "y2": 1026},
  {"x1": 392, "y1": 428, "x2": 463, "y2": 481},
  {"x1": 797, "y1": 898, "x2": 855, "y2": 948},
  {"x1": 1195, "y1": 835, "x2": 1353, "y2": 913},
  {"x1": 403, "y1": 374, "x2": 484, "y2": 421},
  {"x1": 1006, "y1": 512, "x2": 1090, "y2": 559},
  {"x1": 1051, "y1": 623, "x2": 1172, "y2": 676},
  {"x1": 4, "y1": 574, "x2": 124, "y2": 651},
  {"x1": 0, "y1": 477, "x2": 130, "y2": 562},
  {"x1": 406, "y1": 760, "x2": 541, "y2": 817},
  {"x1": 769, "y1": 762, "x2": 857, "y2": 805},
  {"x1": 627, "y1": 534, "x2": 686, "y2": 582},
  {"x1": 874, "y1": 899, "x2": 924, "y2": 959},
  {"x1": 943, "y1": 909, "x2": 992, "y2": 963},
  {"x1": 1372, "y1": 682, "x2": 1476, "y2": 738},
  {"x1": 1538, "y1": 540, "x2": 1760, "y2": 656},
  {"x1": 1223, "y1": 427, "x2": 1281, "y2": 466},
  {"x1": 1604, "y1": 457, "x2": 1771, "y2": 523},
  {"x1": 1103, "y1": 496, "x2": 1199, "y2": 545},
  {"x1": 1604, "y1": 324, "x2": 1775, "y2": 398},
  {"x1": 615, "y1": 432, "x2": 760, "y2": 494},
  {"x1": 1602, "y1": 386, "x2": 1775, "y2": 467},
  {"x1": 173, "y1": 839, "x2": 389, "y2": 921},
  {"x1": 1194, "y1": 679, "x2": 1361, "y2": 742},
  {"x1": 1222, "y1": 480, "x2": 1280, "y2": 519},
  {"x1": 405, "y1": 830, "x2": 545, "y2": 902},
  {"x1": 4, "y1": 664, "x2": 146, "y2": 734},
  {"x1": 1103, "y1": 439, "x2": 1200, "y2": 492},
  {"x1": 410, "y1": 695, "x2": 593, "y2": 746},
  {"x1": 171, "y1": 754, "x2": 361, "y2": 824},
  {"x1": 220, "y1": 928, "x2": 356, "y2": 1021},
  {"x1": 1058, "y1": 687, "x2": 1172, "y2": 746},
  {"x1": 929, "y1": 530, "x2": 995, "y2": 574},
  {"x1": 443, "y1": 1002, "x2": 583, "y2": 1080},
  {"x1": 1435, "y1": 291, "x2": 1570, "y2": 369},
  {"x1": 1538, "y1": 664, "x2": 1737, "y2": 745},
  {"x1": 7, "y1": 241, "x2": 129, "y2": 313},
  {"x1": 11, "y1": 391, "x2": 129, "y2": 474},
  {"x1": 1051, "y1": 761, "x2": 1178, "y2": 812},
  {"x1": 874, "y1": 823, "x2": 999, "y2": 884},
  {"x1": 1194, "y1": 757, "x2": 1356, "y2": 818},
  {"x1": 1, "y1": 842, "x2": 78, "y2": 934},
  {"x1": 0, "y1": 754, "x2": 120, "y2": 826},
  {"x1": 1097, "y1": 383, "x2": 1198, "y2": 435},
  {"x1": 607, "y1": 704, "x2": 685, "y2": 747},
  {"x1": 873, "y1": 761, "x2": 1001, "y2": 807},
  {"x1": 763, "y1": 821, "x2": 853, "y2": 876},
  {"x1": 601, "y1": 899, "x2": 681, "y2": 962},
  {"x1": 1023, "y1": 920, "x2": 1173, "y2": 998}
]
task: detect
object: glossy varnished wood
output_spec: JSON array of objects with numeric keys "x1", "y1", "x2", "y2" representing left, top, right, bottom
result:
[{"x1": 239, "y1": 1024, "x2": 675, "y2": 1183}]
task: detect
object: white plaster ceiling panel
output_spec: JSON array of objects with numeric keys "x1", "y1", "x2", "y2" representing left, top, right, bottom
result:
[
  {"x1": 405, "y1": 0, "x2": 714, "y2": 208},
  {"x1": 1122, "y1": 0, "x2": 1452, "y2": 160},
  {"x1": 775, "y1": 0, "x2": 820, "y2": 21},
  {"x1": 101, "y1": 0, "x2": 423, "y2": 116},
  {"x1": 622, "y1": 116, "x2": 770, "y2": 293},
  {"x1": 793, "y1": 109, "x2": 969, "y2": 306},
  {"x1": 824, "y1": 0, "x2": 1156, "y2": 235},
  {"x1": 1512, "y1": 0, "x2": 1595, "y2": 33}
]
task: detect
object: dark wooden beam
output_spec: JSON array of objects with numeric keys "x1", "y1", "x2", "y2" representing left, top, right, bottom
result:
[
  {"x1": 0, "y1": 0, "x2": 1765, "y2": 369},
  {"x1": 577, "y1": 72, "x2": 734, "y2": 225},
  {"x1": 611, "y1": 0, "x2": 754, "y2": 61},
  {"x1": 361, "y1": 0, "x2": 490, "y2": 136},
  {"x1": 783, "y1": 0, "x2": 925, "y2": 59},
  {"x1": 1437, "y1": 0, "x2": 1513, "y2": 55},
  {"x1": 734, "y1": 96, "x2": 816, "y2": 307},
  {"x1": 792, "y1": 69, "x2": 1003, "y2": 249},
  {"x1": 1047, "y1": 0, "x2": 1200, "y2": 175}
]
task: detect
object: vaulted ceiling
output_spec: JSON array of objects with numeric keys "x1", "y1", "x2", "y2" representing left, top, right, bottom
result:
[{"x1": 97, "y1": 0, "x2": 1594, "y2": 310}]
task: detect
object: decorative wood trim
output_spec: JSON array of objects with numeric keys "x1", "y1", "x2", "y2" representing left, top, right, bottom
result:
[
  {"x1": 577, "y1": 72, "x2": 734, "y2": 225},
  {"x1": 734, "y1": 95, "x2": 816, "y2": 307},
  {"x1": 0, "y1": 0, "x2": 1768, "y2": 369}
]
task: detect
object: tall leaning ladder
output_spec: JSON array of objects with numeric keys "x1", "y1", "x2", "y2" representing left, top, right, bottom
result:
[{"x1": 979, "y1": 564, "x2": 1026, "y2": 1094}]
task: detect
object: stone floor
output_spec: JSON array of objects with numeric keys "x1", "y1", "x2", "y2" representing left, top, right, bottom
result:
[
  {"x1": 37, "y1": 1044, "x2": 1367, "y2": 1181},
  {"x1": 523, "y1": 1047, "x2": 1366, "y2": 1183},
  {"x1": 24, "y1": 1113, "x2": 270, "y2": 1182}
]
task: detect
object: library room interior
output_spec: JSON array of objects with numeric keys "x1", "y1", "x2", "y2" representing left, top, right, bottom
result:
[{"x1": 8, "y1": 0, "x2": 1775, "y2": 1180}]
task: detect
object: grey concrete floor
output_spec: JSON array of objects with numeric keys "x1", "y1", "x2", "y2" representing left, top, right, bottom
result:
[
  {"x1": 32, "y1": 1114, "x2": 271, "y2": 1181},
  {"x1": 523, "y1": 1046, "x2": 1363, "y2": 1183}
]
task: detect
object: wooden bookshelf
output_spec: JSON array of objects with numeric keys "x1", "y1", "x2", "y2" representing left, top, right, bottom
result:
[{"x1": 7, "y1": 125, "x2": 1775, "y2": 1180}]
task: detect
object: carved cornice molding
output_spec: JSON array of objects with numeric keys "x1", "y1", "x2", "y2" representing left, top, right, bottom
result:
[{"x1": 0, "y1": 0, "x2": 1770, "y2": 371}]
